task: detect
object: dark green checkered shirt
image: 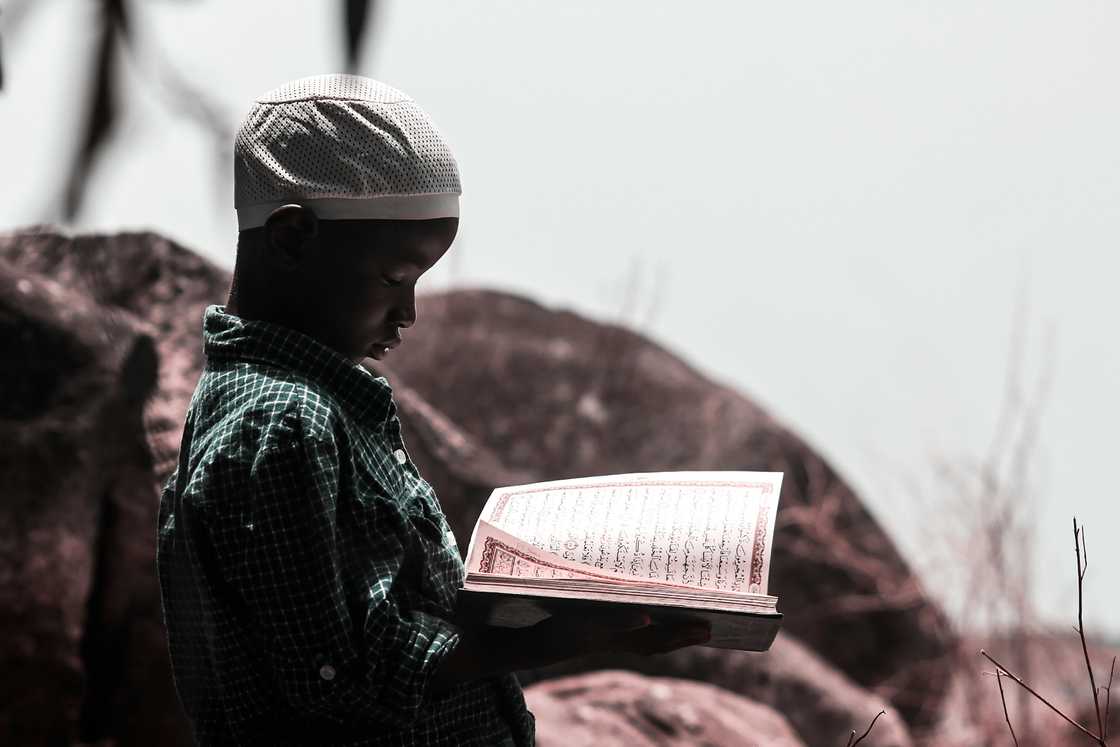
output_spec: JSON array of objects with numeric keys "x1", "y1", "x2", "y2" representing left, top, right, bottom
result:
[{"x1": 157, "y1": 305, "x2": 534, "y2": 746}]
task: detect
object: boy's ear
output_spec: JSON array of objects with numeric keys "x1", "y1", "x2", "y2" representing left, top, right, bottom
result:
[{"x1": 263, "y1": 204, "x2": 319, "y2": 270}]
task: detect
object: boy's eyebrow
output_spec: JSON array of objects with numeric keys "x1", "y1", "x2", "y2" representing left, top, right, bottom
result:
[{"x1": 396, "y1": 246, "x2": 438, "y2": 270}]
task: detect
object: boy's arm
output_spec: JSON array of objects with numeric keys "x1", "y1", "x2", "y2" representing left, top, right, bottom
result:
[{"x1": 200, "y1": 427, "x2": 460, "y2": 730}]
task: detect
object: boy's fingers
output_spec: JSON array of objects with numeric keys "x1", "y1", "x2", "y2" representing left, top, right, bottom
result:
[
  {"x1": 551, "y1": 607, "x2": 652, "y2": 634},
  {"x1": 617, "y1": 621, "x2": 711, "y2": 655},
  {"x1": 537, "y1": 611, "x2": 711, "y2": 658},
  {"x1": 594, "y1": 609, "x2": 652, "y2": 631}
]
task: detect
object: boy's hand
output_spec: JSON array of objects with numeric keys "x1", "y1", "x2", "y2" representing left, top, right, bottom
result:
[
  {"x1": 430, "y1": 609, "x2": 711, "y2": 692},
  {"x1": 608, "y1": 618, "x2": 713, "y2": 656},
  {"x1": 526, "y1": 609, "x2": 712, "y2": 661}
]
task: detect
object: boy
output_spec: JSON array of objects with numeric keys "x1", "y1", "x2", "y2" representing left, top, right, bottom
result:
[{"x1": 156, "y1": 74, "x2": 709, "y2": 747}]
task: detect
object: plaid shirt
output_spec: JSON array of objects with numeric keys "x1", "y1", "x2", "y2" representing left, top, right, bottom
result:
[{"x1": 157, "y1": 305, "x2": 534, "y2": 747}]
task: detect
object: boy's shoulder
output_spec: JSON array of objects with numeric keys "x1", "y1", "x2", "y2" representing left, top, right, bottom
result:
[{"x1": 191, "y1": 359, "x2": 345, "y2": 455}]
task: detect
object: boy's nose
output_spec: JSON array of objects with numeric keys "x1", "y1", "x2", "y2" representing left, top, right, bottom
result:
[{"x1": 397, "y1": 296, "x2": 416, "y2": 328}]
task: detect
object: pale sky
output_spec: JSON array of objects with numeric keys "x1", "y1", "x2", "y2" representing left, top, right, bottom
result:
[{"x1": 2, "y1": 0, "x2": 1117, "y2": 637}]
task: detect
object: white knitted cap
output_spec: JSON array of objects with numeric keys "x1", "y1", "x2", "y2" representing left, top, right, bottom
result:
[{"x1": 234, "y1": 74, "x2": 461, "y2": 230}]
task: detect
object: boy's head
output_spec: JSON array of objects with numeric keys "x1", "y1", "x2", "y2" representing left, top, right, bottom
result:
[{"x1": 229, "y1": 74, "x2": 461, "y2": 364}]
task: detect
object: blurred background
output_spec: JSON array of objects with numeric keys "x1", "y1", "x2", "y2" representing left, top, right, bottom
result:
[{"x1": 1, "y1": 1, "x2": 1117, "y2": 745}]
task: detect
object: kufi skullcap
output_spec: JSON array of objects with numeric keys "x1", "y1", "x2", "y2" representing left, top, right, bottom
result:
[{"x1": 234, "y1": 74, "x2": 461, "y2": 230}]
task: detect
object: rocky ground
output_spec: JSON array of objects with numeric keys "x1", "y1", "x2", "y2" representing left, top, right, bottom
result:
[{"x1": 0, "y1": 226, "x2": 1114, "y2": 746}]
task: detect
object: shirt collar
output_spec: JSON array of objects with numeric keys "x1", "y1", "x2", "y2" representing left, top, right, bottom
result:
[{"x1": 201, "y1": 304, "x2": 395, "y2": 427}]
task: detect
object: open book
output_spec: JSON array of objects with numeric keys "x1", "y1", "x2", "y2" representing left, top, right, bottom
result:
[{"x1": 454, "y1": 471, "x2": 783, "y2": 651}]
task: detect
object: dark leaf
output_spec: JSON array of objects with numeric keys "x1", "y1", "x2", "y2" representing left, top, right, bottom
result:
[
  {"x1": 107, "y1": 0, "x2": 130, "y2": 38},
  {"x1": 343, "y1": 0, "x2": 373, "y2": 73},
  {"x1": 62, "y1": 0, "x2": 130, "y2": 221}
]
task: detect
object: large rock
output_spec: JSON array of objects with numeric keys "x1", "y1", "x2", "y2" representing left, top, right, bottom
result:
[
  {"x1": 378, "y1": 289, "x2": 955, "y2": 724},
  {"x1": 517, "y1": 632, "x2": 912, "y2": 747},
  {"x1": 0, "y1": 226, "x2": 231, "y2": 486},
  {"x1": 525, "y1": 670, "x2": 805, "y2": 747},
  {"x1": 0, "y1": 258, "x2": 181, "y2": 744},
  {"x1": 0, "y1": 228, "x2": 231, "y2": 746}
]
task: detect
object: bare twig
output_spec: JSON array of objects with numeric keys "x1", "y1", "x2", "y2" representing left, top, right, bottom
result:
[
  {"x1": 1104, "y1": 656, "x2": 1116, "y2": 741},
  {"x1": 980, "y1": 649, "x2": 1103, "y2": 743},
  {"x1": 63, "y1": 0, "x2": 128, "y2": 220},
  {"x1": 845, "y1": 710, "x2": 885, "y2": 747},
  {"x1": 995, "y1": 671, "x2": 1020, "y2": 746},
  {"x1": 1075, "y1": 518, "x2": 1106, "y2": 742}
]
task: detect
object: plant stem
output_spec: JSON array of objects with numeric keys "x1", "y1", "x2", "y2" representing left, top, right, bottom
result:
[{"x1": 980, "y1": 649, "x2": 1102, "y2": 743}]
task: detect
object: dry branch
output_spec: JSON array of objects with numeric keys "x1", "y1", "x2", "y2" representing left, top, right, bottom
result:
[
  {"x1": 980, "y1": 649, "x2": 1100, "y2": 742},
  {"x1": 844, "y1": 710, "x2": 885, "y2": 747},
  {"x1": 1105, "y1": 657, "x2": 1116, "y2": 741},
  {"x1": 979, "y1": 517, "x2": 1113, "y2": 745},
  {"x1": 1075, "y1": 519, "x2": 1106, "y2": 742},
  {"x1": 996, "y1": 671, "x2": 1020, "y2": 746}
]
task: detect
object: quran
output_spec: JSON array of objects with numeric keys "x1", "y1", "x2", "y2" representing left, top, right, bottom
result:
[{"x1": 454, "y1": 471, "x2": 784, "y2": 652}]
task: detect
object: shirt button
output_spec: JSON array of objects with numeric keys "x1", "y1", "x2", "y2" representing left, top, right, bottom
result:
[
  {"x1": 319, "y1": 664, "x2": 336, "y2": 681},
  {"x1": 393, "y1": 448, "x2": 406, "y2": 464}
]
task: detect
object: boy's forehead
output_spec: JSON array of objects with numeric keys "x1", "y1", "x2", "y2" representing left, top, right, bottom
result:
[{"x1": 328, "y1": 219, "x2": 452, "y2": 267}]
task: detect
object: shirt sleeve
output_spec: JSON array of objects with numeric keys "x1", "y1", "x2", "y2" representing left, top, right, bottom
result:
[{"x1": 199, "y1": 417, "x2": 462, "y2": 729}]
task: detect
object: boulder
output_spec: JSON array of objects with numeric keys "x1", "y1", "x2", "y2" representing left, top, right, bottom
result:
[
  {"x1": 0, "y1": 227, "x2": 231, "y2": 746},
  {"x1": 0, "y1": 226, "x2": 231, "y2": 486},
  {"x1": 379, "y1": 289, "x2": 955, "y2": 724},
  {"x1": 516, "y1": 631, "x2": 912, "y2": 747},
  {"x1": 0, "y1": 257, "x2": 182, "y2": 744},
  {"x1": 525, "y1": 670, "x2": 804, "y2": 747}
]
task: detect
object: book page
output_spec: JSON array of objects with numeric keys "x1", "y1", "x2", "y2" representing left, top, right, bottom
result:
[
  {"x1": 475, "y1": 471, "x2": 782, "y2": 595},
  {"x1": 466, "y1": 520, "x2": 648, "y2": 583}
]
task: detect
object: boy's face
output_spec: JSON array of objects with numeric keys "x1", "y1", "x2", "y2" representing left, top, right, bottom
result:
[{"x1": 301, "y1": 217, "x2": 458, "y2": 364}]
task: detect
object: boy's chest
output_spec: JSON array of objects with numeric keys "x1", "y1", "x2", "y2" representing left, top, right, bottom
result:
[
  {"x1": 351, "y1": 421, "x2": 446, "y2": 526},
  {"x1": 345, "y1": 419, "x2": 464, "y2": 597}
]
